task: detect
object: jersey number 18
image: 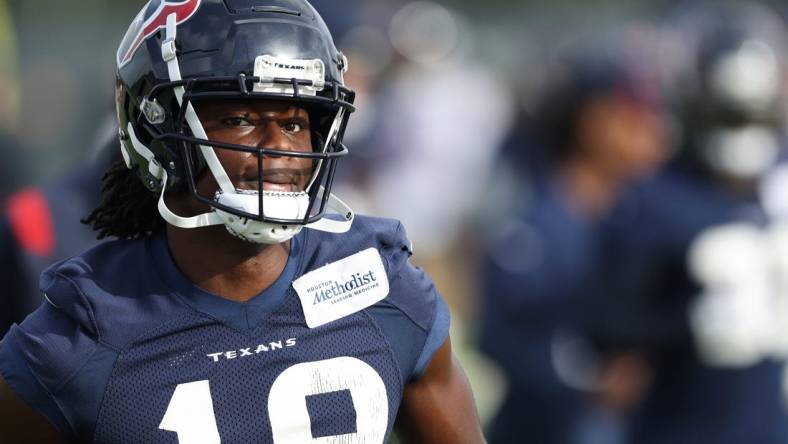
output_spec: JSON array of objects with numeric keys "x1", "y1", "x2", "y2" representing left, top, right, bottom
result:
[{"x1": 158, "y1": 357, "x2": 389, "y2": 443}]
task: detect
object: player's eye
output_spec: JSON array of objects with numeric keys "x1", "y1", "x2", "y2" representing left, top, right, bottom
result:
[
  {"x1": 283, "y1": 122, "x2": 303, "y2": 133},
  {"x1": 222, "y1": 116, "x2": 253, "y2": 127}
]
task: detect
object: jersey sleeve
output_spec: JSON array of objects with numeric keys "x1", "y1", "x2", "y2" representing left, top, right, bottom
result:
[
  {"x1": 0, "y1": 303, "x2": 85, "y2": 440},
  {"x1": 400, "y1": 265, "x2": 451, "y2": 378},
  {"x1": 0, "y1": 292, "x2": 118, "y2": 441},
  {"x1": 368, "y1": 221, "x2": 451, "y2": 384}
]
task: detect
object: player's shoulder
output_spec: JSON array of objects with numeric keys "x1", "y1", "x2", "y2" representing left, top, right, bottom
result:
[
  {"x1": 632, "y1": 167, "x2": 725, "y2": 211},
  {"x1": 42, "y1": 235, "x2": 145, "y2": 288},
  {"x1": 302, "y1": 215, "x2": 450, "y2": 381},
  {"x1": 302, "y1": 215, "x2": 428, "y2": 320},
  {"x1": 0, "y1": 237, "x2": 163, "y2": 440},
  {"x1": 303, "y1": 215, "x2": 444, "y2": 331},
  {"x1": 37, "y1": 234, "x2": 187, "y2": 348},
  {"x1": 611, "y1": 167, "x2": 737, "y2": 245},
  {"x1": 302, "y1": 214, "x2": 412, "y2": 276}
]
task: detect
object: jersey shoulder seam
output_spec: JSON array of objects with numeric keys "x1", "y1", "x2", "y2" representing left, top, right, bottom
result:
[
  {"x1": 380, "y1": 272, "x2": 432, "y2": 334},
  {"x1": 51, "y1": 270, "x2": 101, "y2": 340},
  {"x1": 359, "y1": 309, "x2": 406, "y2": 392}
]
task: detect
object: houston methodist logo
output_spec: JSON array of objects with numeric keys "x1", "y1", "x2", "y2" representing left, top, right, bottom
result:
[
  {"x1": 309, "y1": 271, "x2": 380, "y2": 306},
  {"x1": 118, "y1": 0, "x2": 202, "y2": 67},
  {"x1": 292, "y1": 248, "x2": 390, "y2": 328}
]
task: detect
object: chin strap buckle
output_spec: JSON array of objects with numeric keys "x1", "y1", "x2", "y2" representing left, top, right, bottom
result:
[
  {"x1": 161, "y1": 38, "x2": 177, "y2": 62},
  {"x1": 161, "y1": 13, "x2": 178, "y2": 62}
]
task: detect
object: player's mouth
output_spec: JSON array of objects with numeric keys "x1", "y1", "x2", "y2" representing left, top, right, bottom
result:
[
  {"x1": 262, "y1": 181, "x2": 298, "y2": 192},
  {"x1": 238, "y1": 170, "x2": 306, "y2": 192}
]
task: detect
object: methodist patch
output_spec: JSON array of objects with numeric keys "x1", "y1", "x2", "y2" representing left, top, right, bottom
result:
[{"x1": 293, "y1": 248, "x2": 389, "y2": 328}]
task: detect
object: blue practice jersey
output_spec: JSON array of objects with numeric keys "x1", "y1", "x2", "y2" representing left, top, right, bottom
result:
[
  {"x1": 480, "y1": 176, "x2": 605, "y2": 444},
  {"x1": 0, "y1": 215, "x2": 450, "y2": 443},
  {"x1": 597, "y1": 167, "x2": 788, "y2": 444}
]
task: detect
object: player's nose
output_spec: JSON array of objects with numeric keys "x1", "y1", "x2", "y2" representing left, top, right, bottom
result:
[{"x1": 257, "y1": 122, "x2": 296, "y2": 156}]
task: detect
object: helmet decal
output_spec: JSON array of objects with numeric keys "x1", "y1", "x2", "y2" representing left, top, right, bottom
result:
[{"x1": 117, "y1": 0, "x2": 202, "y2": 68}]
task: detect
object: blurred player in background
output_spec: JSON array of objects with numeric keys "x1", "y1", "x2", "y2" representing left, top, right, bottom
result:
[
  {"x1": 593, "y1": 2, "x2": 788, "y2": 443},
  {"x1": 0, "y1": 125, "x2": 116, "y2": 336},
  {"x1": 480, "y1": 41, "x2": 669, "y2": 444},
  {"x1": 0, "y1": 0, "x2": 485, "y2": 442}
]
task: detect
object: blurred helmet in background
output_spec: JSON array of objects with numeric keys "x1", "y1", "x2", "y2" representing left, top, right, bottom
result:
[{"x1": 661, "y1": 1, "x2": 787, "y2": 181}]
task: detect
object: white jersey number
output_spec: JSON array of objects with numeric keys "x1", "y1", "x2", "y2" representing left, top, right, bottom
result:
[
  {"x1": 159, "y1": 380, "x2": 222, "y2": 444},
  {"x1": 688, "y1": 222, "x2": 788, "y2": 367},
  {"x1": 158, "y1": 357, "x2": 388, "y2": 444}
]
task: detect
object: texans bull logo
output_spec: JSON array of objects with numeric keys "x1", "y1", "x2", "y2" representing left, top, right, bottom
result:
[{"x1": 118, "y1": 0, "x2": 202, "y2": 67}]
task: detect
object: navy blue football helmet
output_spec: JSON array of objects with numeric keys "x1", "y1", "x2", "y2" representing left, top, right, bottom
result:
[
  {"x1": 664, "y1": 1, "x2": 787, "y2": 180},
  {"x1": 116, "y1": 0, "x2": 356, "y2": 243}
]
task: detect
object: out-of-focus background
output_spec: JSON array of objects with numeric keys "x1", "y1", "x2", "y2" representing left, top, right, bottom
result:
[{"x1": 4, "y1": 1, "x2": 788, "y2": 443}]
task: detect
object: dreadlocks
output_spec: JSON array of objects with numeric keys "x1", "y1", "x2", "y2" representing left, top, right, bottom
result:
[{"x1": 82, "y1": 160, "x2": 164, "y2": 239}]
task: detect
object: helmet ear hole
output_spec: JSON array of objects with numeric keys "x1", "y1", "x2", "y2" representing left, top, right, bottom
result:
[
  {"x1": 190, "y1": 148, "x2": 208, "y2": 180},
  {"x1": 175, "y1": 142, "x2": 209, "y2": 191},
  {"x1": 307, "y1": 103, "x2": 337, "y2": 150},
  {"x1": 311, "y1": 131, "x2": 325, "y2": 153}
]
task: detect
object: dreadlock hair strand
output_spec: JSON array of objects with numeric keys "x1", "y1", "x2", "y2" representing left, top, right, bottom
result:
[{"x1": 82, "y1": 160, "x2": 164, "y2": 240}]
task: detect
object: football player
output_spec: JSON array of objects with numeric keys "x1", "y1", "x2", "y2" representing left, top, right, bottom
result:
[
  {"x1": 480, "y1": 47, "x2": 667, "y2": 444},
  {"x1": 592, "y1": 2, "x2": 788, "y2": 443},
  {"x1": 0, "y1": 1, "x2": 485, "y2": 443}
]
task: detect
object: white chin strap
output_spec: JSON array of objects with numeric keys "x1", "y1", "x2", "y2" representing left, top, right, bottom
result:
[
  {"x1": 212, "y1": 189, "x2": 355, "y2": 244},
  {"x1": 122, "y1": 13, "x2": 354, "y2": 244}
]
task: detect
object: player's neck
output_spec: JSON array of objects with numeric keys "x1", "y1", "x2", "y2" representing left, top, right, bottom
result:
[{"x1": 165, "y1": 224, "x2": 291, "y2": 302}]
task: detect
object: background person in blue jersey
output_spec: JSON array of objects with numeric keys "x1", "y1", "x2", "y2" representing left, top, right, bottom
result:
[
  {"x1": 590, "y1": 2, "x2": 788, "y2": 443},
  {"x1": 0, "y1": 123, "x2": 117, "y2": 336},
  {"x1": 0, "y1": 1, "x2": 485, "y2": 443},
  {"x1": 480, "y1": 40, "x2": 669, "y2": 444}
]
